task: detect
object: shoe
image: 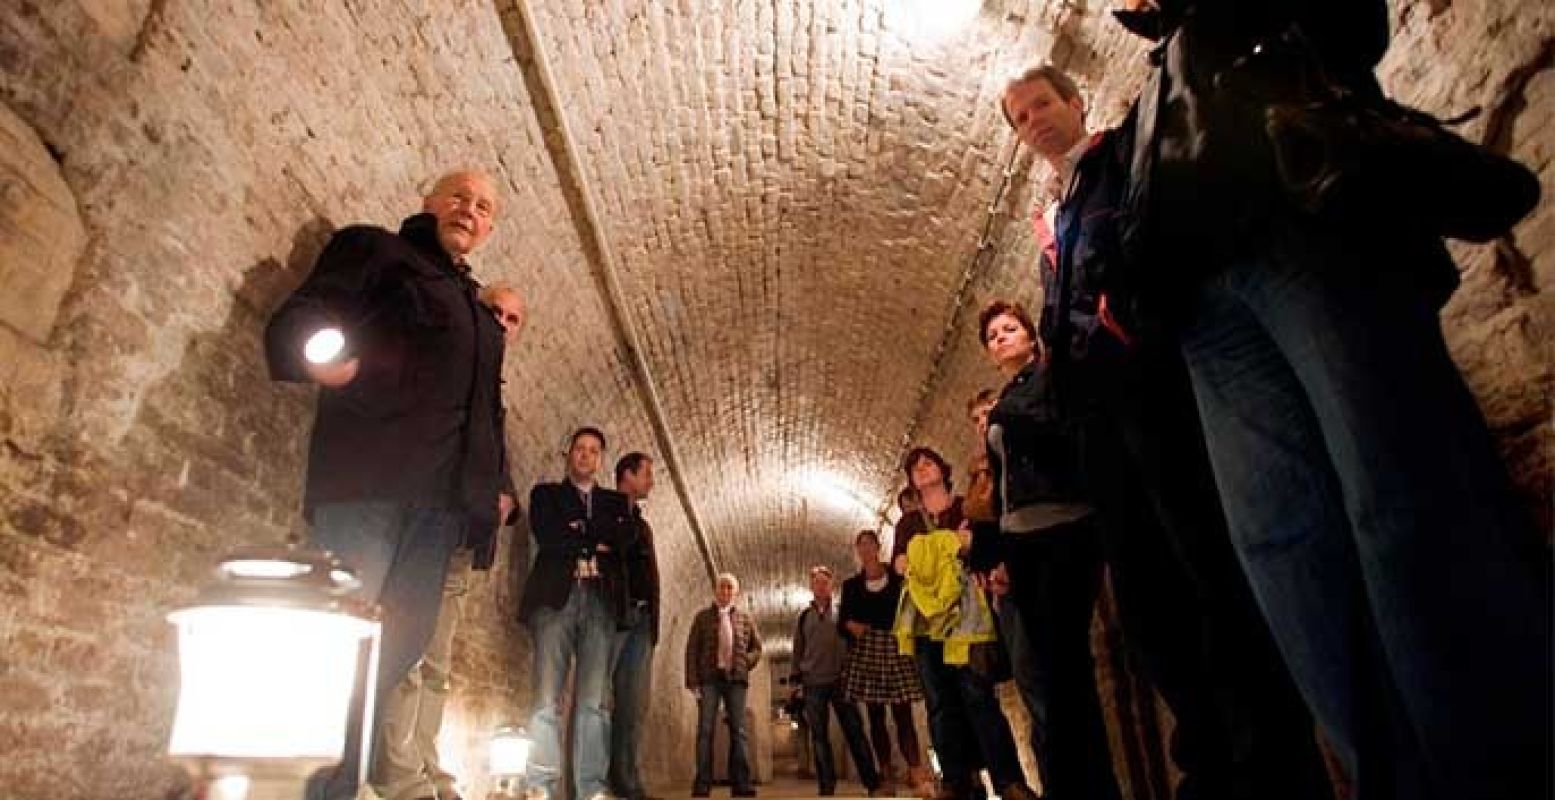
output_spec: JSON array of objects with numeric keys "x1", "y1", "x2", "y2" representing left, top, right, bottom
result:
[
  {"x1": 732, "y1": 789, "x2": 757, "y2": 798},
  {"x1": 818, "y1": 790, "x2": 835, "y2": 798},
  {"x1": 690, "y1": 788, "x2": 710, "y2": 798},
  {"x1": 869, "y1": 787, "x2": 893, "y2": 798}
]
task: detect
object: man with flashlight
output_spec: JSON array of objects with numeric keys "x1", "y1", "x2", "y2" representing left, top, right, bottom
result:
[{"x1": 265, "y1": 170, "x2": 517, "y2": 800}]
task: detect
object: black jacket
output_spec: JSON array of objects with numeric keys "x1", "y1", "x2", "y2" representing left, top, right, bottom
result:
[
  {"x1": 517, "y1": 481, "x2": 636, "y2": 626},
  {"x1": 985, "y1": 361, "x2": 1092, "y2": 530},
  {"x1": 265, "y1": 214, "x2": 513, "y2": 565},
  {"x1": 623, "y1": 506, "x2": 661, "y2": 644}
]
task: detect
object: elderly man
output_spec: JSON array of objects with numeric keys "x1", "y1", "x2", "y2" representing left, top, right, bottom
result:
[
  {"x1": 372, "y1": 284, "x2": 527, "y2": 800},
  {"x1": 265, "y1": 170, "x2": 516, "y2": 800},
  {"x1": 685, "y1": 573, "x2": 762, "y2": 798}
]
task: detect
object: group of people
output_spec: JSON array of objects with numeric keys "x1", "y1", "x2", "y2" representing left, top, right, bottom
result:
[
  {"x1": 264, "y1": 1, "x2": 1549, "y2": 799},
  {"x1": 835, "y1": 3, "x2": 1550, "y2": 800}
]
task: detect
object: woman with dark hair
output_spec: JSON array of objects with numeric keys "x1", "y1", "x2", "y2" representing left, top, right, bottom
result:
[
  {"x1": 979, "y1": 299, "x2": 1121, "y2": 800},
  {"x1": 839, "y1": 530, "x2": 927, "y2": 796},
  {"x1": 892, "y1": 446, "x2": 1034, "y2": 800}
]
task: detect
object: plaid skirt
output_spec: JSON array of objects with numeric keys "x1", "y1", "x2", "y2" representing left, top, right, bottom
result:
[{"x1": 843, "y1": 628, "x2": 923, "y2": 704}]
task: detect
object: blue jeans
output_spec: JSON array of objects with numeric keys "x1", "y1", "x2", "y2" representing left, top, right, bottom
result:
[
  {"x1": 527, "y1": 581, "x2": 617, "y2": 800},
  {"x1": 914, "y1": 638, "x2": 1026, "y2": 794},
  {"x1": 609, "y1": 616, "x2": 654, "y2": 798},
  {"x1": 803, "y1": 682, "x2": 881, "y2": 793},
  {"x1": 1179, "y1": 221, "x2": 1552, "y2": 800},
  {"x1": 303, "y1": 501, "x2": 465, "y2": 800},
  {"x1": 694, "y1": 674, "x2": 753, "y2": 791}
]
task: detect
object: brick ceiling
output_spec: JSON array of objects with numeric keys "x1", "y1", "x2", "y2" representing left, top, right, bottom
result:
[{"x1": 514, "y1": 0, "x2": 1150, "y2": 646}]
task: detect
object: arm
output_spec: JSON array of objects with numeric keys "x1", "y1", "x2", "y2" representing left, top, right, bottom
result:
[
  {"x1": 527, "y1": 484, "x2": 580, "y2": 556},
  {"x1": 744, "y1": 617, "x2": 763, "y2": 669},
  {"x1": 264, "y1": 227, "x2": 382, "y2": 384},
  {"x1": 838, "y1": 580, "x2": 868, "y2": 640},
  {"x1": 788, "y1": 612, "x2": 807, "y2": 686}
]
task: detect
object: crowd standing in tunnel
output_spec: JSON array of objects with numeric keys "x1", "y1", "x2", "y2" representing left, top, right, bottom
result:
[
  {"x1": 263, "y1": 170, "x2": 518, "y2": 800},
  {"x1": 686, "y1": 573, "x2": 764, "y2": 799},
  {"x1": 520, "y1": 428, "x2": 640, "y2": 800},
  {"x1": 609, "y1": 451, "x2": 663, "y2": 800},
  {"x1": 789, "y1": 564, "x2": 884, "y2": 798}
]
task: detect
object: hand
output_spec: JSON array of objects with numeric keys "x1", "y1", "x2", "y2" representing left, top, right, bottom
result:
[
  {"x1": 595, "y1": 543, "x2": 613, "y2": 553},
  {"x1": 305, "y1": 357, "x2": 359, "y2": 388},
  {"x1": 497, "y1": 493, "x2": 516, "y2": 525},
  {"x1": 892, "y1": 554, "x2": 908, "y2": 576},
  {"x1": 844, "y1": 621, "x2": 869, "y2": 638},
  {"x1": 690, "y1": 686, "x2": 703, "y2": 699},
  {"x1": 989, "y1": 563, "x2": 1011, "y2": 597},
  {"x1": 955, "y1": 521, "x2": 974, "y2": 552}
]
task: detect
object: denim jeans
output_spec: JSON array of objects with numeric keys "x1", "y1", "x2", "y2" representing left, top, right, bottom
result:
[
  {"x1": 694, "y1": 674, "x2": 753, "y2": 792},
  {"x1": 303, "y1": 501, "x2": 465, "y2": 800},
  {"x1": 1179, "y1": 220, "x2": 1552, "y2": 800},
  {"x1": 803, "y1": 682, "x2": 881, "y2": 793},
  {"x1": 913, "y1": 638, "x2": 1026, "y2": 794},
  {"x1": 609, "y1": 615, "x2": 655, "y2": 799},
  {"x1": 527, "y1": 581, "x2": 617, "y2": 800}
]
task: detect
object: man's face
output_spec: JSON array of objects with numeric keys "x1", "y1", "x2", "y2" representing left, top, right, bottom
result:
[
  {"x1": 487, "y1": 290, "x2": 527, "y2": 343},
  {"x1": 567, "y1": 434, "x2": 603, "y2": 482},
  {"x1": 855, "y1": 536, "x2": 879, "y2": 566},
  {"x1": 715, "y1": 579, "x2": 738, "y2": 607},
  {"x1": 809, "y1": 571, "x2": 833, "y2": 602},
  {"x1": 423, "y1": 172, "x2": 498, "y2": 259},
  {"x1": 620, "y1": 460, "x2": 656, "y2": 500},
  {"x1": 1003, "y1": 78, "x2": 1086, "y2": 159}
]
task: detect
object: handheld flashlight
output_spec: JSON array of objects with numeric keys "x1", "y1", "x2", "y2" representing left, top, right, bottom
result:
[{"x1": 303, "y1": 327, "x2": 347, "y2": 365}]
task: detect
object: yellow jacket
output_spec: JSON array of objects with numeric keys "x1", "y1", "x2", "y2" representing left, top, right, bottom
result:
[{"x1": 893, "y1": 529, "x2": 997, "y2": 665}]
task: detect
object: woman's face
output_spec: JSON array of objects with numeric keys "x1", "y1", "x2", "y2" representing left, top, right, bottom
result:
[
  {"x1": 855, "y1": 536, "x2": 880, "y2": 565},
  {"x1": 909, "y1": 455, "x2": 944, "y2": 490},
  {"x1": 984, "y1": 313, "x2": 1036, "y2": 369}
]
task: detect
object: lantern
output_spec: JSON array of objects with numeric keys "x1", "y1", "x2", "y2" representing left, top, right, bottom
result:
[
  {"x1": 487, "y1": 724, "x2": 532, "y2": 798},
  {"x1": 167, "y1": 545, "x2": 380, "y2": 800}
]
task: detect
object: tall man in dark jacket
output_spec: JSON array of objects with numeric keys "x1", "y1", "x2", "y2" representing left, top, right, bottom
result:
[
  {"x1": 1002, "y1": 65, "x2": 1332, "y2": 800},
  {"x1": 608, "y1": 451, "x2": 661, "y2": 800},
  {"x1": 265, "y1": 170, "x2": 515, "y2": 800},
  {"x1": 1116, "y1": 2, "x2": 1551, "y2": 798},
  {"x1": 520, "y1": 428, "x2": 636, "y2": 800}
]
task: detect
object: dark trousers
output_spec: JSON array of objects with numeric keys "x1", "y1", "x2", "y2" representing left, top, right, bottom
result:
[
  {"x1": 803, "y1": 682, "x2": 881, "y2": 793},
  {"x1": 1077, "y1": 341, "x2": 1334, "y2": 800},
  {"x1": 1003, "y1": 520, "x2": 1119, "y2": 800},
  {"x1": 863, "y1": 701, "x2": 921, "y2": 773},
  {"x1": 914, "y1": 638, "x2": 1026, "y2": 794},
  {"x1": 694, "y1": 674, "x2": 753, "y2": 792}
]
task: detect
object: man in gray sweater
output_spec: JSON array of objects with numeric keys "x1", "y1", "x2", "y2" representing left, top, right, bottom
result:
[{"x1": 789, "y1": 565, "x2": 883, "y2": 797}]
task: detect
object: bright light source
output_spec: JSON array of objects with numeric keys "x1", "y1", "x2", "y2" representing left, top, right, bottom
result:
[
  {"x1": 489, "y1": 725, "x2": 532, "y2": 777},
  {"x1": 221, "y1": 559, "x2": 312, "y2": 580},
  {"x1": 795, "y1": 469, "x2": 874, "y2": 519},
  {"x1": 900, "y1": 0, "x2": 982, "y2": 43},
  {"x1": 209, "y1": 775, "x2": 251, "y2": 800},
  {"x1": 303, "y1": 327, "x2": 346, "y2": 364},
  {"x1": 167, "y1": 605, "x2": 378, "y2": 759}
]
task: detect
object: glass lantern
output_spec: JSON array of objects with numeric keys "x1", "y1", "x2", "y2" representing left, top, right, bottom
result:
[
  {"x1": 488, "y1": 724, "x2": 532, "y2": 798},
  {"x1": 167, "y1": 544, "x2": 380, "y2": 800}
]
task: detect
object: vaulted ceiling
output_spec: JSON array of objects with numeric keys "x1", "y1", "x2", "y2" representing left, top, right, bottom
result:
[{"x1": 503, "y1": 0, "x2": 1151, "y2": 649}]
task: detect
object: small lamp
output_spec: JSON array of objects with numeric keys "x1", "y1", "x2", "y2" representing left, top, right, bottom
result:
[
  {"x1": 303, "y1": 327, "x2": 347, "y2": 364},
  {"x1": 487, "y1": 724, "x2": 532, "y2": 799},
  {"x1": 167, "y1": 544, "x2": 380, "y2": 800}
]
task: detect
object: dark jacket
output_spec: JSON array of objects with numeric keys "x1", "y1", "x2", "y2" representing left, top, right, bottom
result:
[
  {"x1": 265, "y1": 214, "x2": 513, "y2": 565},
  {"x1": 685, "y1": 604, "x2": 762, "y2": 687},
  {"x1": 517, "y1": 480, "x2": 636, "y2": 626},
  {"x1": 623, "y1": 505, "x2": 662, "y2": 644},
  {"x1": 985, "y1": 361, "x2": 1094, "y2": 535}
]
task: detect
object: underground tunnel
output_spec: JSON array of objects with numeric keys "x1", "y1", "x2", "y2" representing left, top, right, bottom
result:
[{"x1": 0, "y1": 1, "x2": 1551, "y2": 799}]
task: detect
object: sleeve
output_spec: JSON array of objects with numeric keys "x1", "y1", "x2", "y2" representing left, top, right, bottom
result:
[
  {"x1": 890, "y1": 517, "x2": 915, "y2": 564},
  {"x1": 527, "y1": 485, "x2": 577, "y2": 556},
  {"x1": 685, "y1": 614, "x2": 701, "y2": 689},
  {"x1": 837, "y1": 580, "x2": 862, "y2": 640},
  {"x1": 789, "y1": 612, "x2": 807, "y2": 684},
  {"x1": 498, "y1": 414, "x2": 519, "y2": 526},
  {"x1": 264, "y1": 226, "x2": 383, "y2": 383}
]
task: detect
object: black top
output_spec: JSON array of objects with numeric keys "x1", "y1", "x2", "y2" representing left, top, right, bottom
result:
[
  {"x1": 891, "y1": 497, "x2": 967, "y2": 565},
  {"x1": 624, "y1": 505, "x2": 662, "y2": 644},
  {"x1": 839, "y1": 570, "x2": 903, "y2": 633},
  {"x1": 518, "y1": 480, "x2": 636, "y2": 625},
  {"x1": 264, "y1": 214, "x2": 513, "y2": 566}
]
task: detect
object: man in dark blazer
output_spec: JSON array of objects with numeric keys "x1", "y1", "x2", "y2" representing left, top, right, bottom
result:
[
  {"x1": 608, "y1": 451, "x2": 661, "y2": 800},
  {"x1": 519, "y1": 427, "x2": 635, "y2": 800}
]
